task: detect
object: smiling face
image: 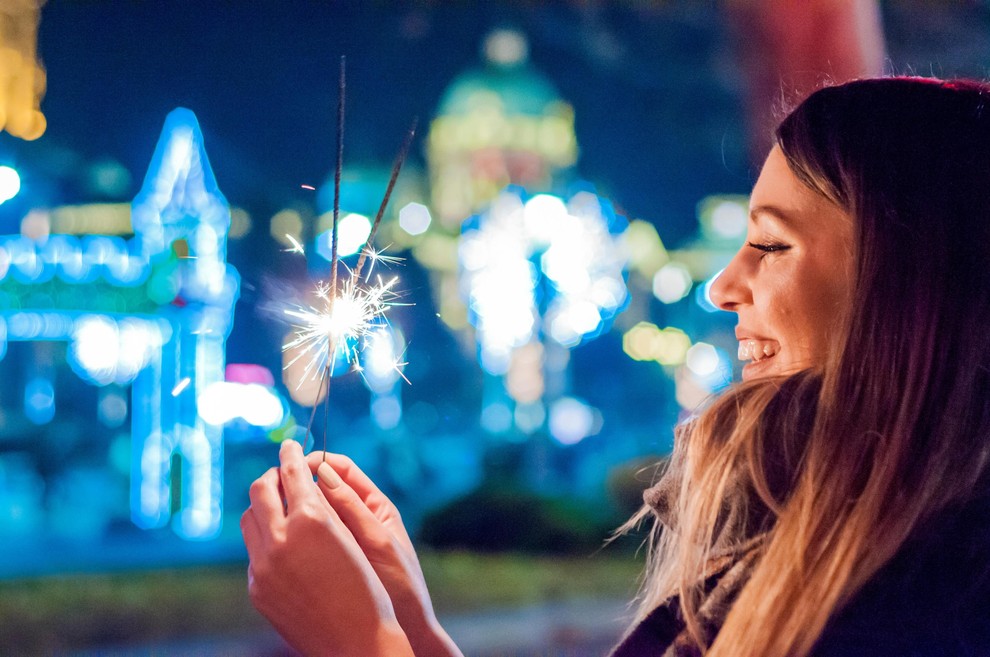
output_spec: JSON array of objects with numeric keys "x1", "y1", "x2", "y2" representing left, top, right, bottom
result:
[{"x1": 710, "y1": 146, "x2": 854, "y2": 381}]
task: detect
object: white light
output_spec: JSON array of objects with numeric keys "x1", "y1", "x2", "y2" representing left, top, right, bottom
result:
[
  {"x1": 194, "y1": 224, "x2": 220, "y2": 256},
  {"x1": 653, "y1": 262, "x2": 693, "y2": 304},
  {"x1": 398, "y1": 202, "x2": 432, "y2": 236},
  {"x1": 72, "y1": 316, "x2": 119, "y2": 382},
  {"x1": 316, "y1": 213, "x2": 372, "y2": 261},
  {"x1": 484, "y1": 29, "x2": 529, "y2": 66},
  {"x1": 0, "y1": 166, "x2": 21, "y2": 204},
  {"x1": 523, "y1": 194, "x2": 569, "y2": 245},
  {"x1": 460, "y1": 188, "x2": 629, "y2": 363},
  {"x1": 337, "y1": 213, "x2": 371, "y2": 257},
  {"x1": 197, "y1": 381, "x2": 284, "y2": 428},
  {"x1": 71, "y1": 316, "x2": 162, "y2": 385},
  {"x1": 549, "y1": 397, "x2": 598, "y2": 445},
  {"x1": 686, "y1": 342, "x2": 719, "y2": 377},
  {"x1": 165, "y1": 129, "x2": 194, "y2": 177},
  {"x1": 363, "y1": 328, "x2": 406, "y2": 393},
  {"x1": 711, "y1": 201, "x2": 747, "y2": 239},
  {"x1": 241, "y1": 384, "x2": 285, "y2": 427},
  {"x1": 458, "y1": 232, "x2": 489, "y2": 271},
  {"x1": 118, "y1": 319, "x2": 158, "y2": 380}
]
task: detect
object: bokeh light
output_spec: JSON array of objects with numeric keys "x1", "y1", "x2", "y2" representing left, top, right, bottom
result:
[
  {"x1": 652, "y1": 262, "x2": 693, "y2": 304},
  {"x1": 316, "y1": 212, "x2": 371, "y2": 260},
  {"x1": 398, "y1": 202, "x2": 432, "y2": 236},
  {"x1": 0, "y1": 165, "x2": 21, "y2": 204},
  {"x1": 549, "y1": 397, "x2": 601, "y2": 445}
]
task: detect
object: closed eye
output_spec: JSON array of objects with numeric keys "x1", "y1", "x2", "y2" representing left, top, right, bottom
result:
[{"x1": 747, "y1": 241, "x2": 791, "y2": 254}]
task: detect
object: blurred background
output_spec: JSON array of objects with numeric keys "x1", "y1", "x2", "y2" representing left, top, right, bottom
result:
[{"x1": 0, "y1": 1, "x2": 988, "y2": 654}]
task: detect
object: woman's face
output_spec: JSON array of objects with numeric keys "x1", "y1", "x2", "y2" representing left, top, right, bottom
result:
[{"x1": 710, "y1": 146, "x2": 854, "y2": 381}]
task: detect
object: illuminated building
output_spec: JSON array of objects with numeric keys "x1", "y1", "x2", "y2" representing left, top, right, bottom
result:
[
  {"x1": 412, "y1": 30, "x2": 579, "y2": 335},
  {"x1": 0, "y1": 108, "x2": 240, "y2": 540},
  {"x1": 427, "y1": 29, "x2": 577, "y2": 229},
  {"x1": 405, "y1": 30, "x2": 630, "y2": 445}
]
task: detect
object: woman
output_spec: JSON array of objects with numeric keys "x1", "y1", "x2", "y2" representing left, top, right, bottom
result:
[{"x1": 241, "y1": 77, "x2": 990, "y2": 656}]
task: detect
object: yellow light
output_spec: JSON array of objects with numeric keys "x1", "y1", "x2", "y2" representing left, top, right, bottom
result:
[
  {"x1": 270, "y1": 209, "x2": 303, "y2": 247},
  {"x1": 622, "y1": 322, "x2": 692, "y2": 366},
  {"x1": 50, "y1": 203, "x2": 133, "y2": 235},
  {"x1": 229, "y1": 207, "x2": 252, "y2": 239},
  {"x1": 0, "y1": 5, "x2": 48, "y2": 142},
  {"x1": 622, "y1": 322, "x2": 660, "y2": 361},
  {"x1": 655, "y1": 327, "x2": 692, "y2": 366},
  {"x1": 624, "y1": 220, "x2": 669, "y2": 278}
]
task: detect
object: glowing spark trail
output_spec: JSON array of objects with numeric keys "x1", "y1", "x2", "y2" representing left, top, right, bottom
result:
[{"x1": 284, "y1": 234, "x2": 305, "y2": 255}]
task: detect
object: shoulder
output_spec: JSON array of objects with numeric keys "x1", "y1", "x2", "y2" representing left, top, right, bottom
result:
[{"x1": 813, "y1": 497, "x2": 990, "y2": 657}]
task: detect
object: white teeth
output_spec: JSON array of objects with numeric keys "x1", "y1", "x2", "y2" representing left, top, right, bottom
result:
[{"x1": 737, "y1": 339, "x2": 780, "y2": 363}]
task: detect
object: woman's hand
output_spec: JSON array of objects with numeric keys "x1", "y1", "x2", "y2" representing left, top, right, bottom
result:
[
  {"x1": 306, "y1": 451, "x2": 464, "y2": 657},
  {"x1": 241, "y1": 440, "x2": 414, "y2": 657}
]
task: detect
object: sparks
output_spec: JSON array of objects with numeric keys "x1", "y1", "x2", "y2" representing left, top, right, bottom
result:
[
  {"x1": 284, "y1": 234, "x2": 305, "y2": 255},
  {"x1": 358, "y1": 245, "x2": 404, "y2": 278},
  {"x1": 283, "y1": 275, "x2": 400, "y2": 385}
]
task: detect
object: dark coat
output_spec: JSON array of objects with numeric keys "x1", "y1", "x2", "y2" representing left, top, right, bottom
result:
[{"x1": 610, "y1": 497, "x2": 990, "y2": 657}]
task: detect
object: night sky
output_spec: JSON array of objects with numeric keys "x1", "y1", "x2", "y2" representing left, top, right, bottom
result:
[
  {"x1": 14, "y1": 4, "x2": 755, "y2": 243},
  {"x1": 10, "y1": 3, "x2": 990, "y2": 248},
  {"x1": 3, "y1": 1, "x2": 989, "y2": 371}
]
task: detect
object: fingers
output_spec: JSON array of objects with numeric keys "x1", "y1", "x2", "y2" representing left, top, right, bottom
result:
[
  {"x1": 306, "y1": 451, "x2": 413, "y2": 549},
  {"x1": 248, "y1": 467, "x2": 286, "y2": 528},
  {"x1": 240, "y1": 508, "x2": 263, "y2": 558},
  {"x1": 306, "y1": 451, "x2": 391, "y2": 508},
  {"x1": 277, "y1": 439, "x2": 316, "y2": 512},
  {"x1": 315, "y1": 461, "x2": 394, "y2": 555}
]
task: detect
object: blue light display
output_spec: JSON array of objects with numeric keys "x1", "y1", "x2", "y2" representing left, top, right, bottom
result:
[{"x1": 0, "y1": 108, "x2": 240, "y2": 541}]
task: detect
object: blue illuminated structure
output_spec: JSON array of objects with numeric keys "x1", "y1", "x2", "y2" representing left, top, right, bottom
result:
[{"x1": 0, "y1": 108, "x2": 239, "y2": 540}]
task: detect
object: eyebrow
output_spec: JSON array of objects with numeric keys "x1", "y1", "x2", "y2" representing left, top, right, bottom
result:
[{"x1": 749, "y1": 204, "x2": 796, "y2": 226}]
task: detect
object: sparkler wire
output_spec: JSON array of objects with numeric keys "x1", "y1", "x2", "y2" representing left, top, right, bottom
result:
[
  {"x1": 354, "y1": 116, "x2": 418, "y2": 281},
  {"x1": 331, "y1": 55, "x2": 345, "y2": 301},
  {"x1": 289, "y1": 57, "x2": 415, "y2": 462}
]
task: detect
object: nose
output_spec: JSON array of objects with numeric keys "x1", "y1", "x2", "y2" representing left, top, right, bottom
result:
[{"x1": 708, "y1": 250, "x2": 750, "y2": 312}]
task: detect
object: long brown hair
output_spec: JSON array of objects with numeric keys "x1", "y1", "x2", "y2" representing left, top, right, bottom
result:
[{"x1": 629, "y1": 78, "x2": 990, "y2": 656}]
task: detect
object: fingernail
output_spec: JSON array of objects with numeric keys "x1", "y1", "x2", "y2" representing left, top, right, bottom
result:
[{"x1": 317, "y1": 462, "x2": 342, "y2": 489}]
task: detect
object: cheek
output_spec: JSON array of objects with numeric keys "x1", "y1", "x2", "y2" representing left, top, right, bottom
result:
[{"x1": 791, "y1": 264, "x2": 852, "y2": 350}]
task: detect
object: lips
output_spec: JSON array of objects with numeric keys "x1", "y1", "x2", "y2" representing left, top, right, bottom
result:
[{"x1": 737, "y1": 338, "x2": 780, "y2": 363}]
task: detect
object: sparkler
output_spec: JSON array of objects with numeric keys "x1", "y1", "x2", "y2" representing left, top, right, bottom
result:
[{"x1": 281, "y1": 56, "x2": 416, "y2": 458}]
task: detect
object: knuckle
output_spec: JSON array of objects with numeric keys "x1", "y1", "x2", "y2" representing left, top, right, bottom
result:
[
  {"x1": 333, "y1": 454, "x2": 357, "y2": 474},
  {"x1": 281, "y1": 459, "x2": 303, "y2": 479},
  {"x1": 293, "y1": 502, "x2": 326, "y2": 526},
  {"x1": 249, "y1": 469, "x2": 277, "y2": 497},
  {"x1": 367, "y1": 531, "x2": 394, "y2": 555}
]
